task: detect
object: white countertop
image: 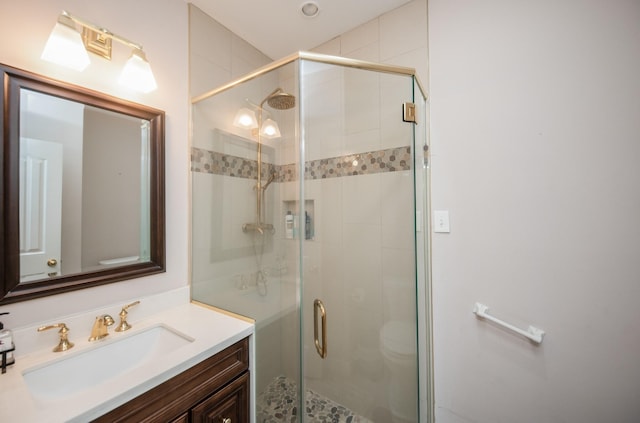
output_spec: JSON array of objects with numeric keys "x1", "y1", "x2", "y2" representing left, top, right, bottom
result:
[{"x1": 0, "y1": 290, "x2": 254, "y2": 423}]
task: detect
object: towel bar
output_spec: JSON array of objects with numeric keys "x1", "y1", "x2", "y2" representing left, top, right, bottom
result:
[{"x1": 473, "y1": 302, "x2": 544, "y2": 344}]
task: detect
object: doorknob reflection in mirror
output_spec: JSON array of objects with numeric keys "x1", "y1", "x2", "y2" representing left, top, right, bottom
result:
[{"x1": 47, "y1": 259, "x2": 58, "y2": 267}]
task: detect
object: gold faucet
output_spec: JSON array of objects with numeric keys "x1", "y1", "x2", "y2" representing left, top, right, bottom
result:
[
  {"x1": 88, "y1": 314, "x2": 115, "y2": 341},
  {"x1": 115, "y1": 301, "x2": 140, "y2": 332},
  {"x1": 37, "y1": 323, "x2": 74, "y2": 352}
]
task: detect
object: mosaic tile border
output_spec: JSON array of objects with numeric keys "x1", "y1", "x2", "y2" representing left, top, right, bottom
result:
[
  {"x1": 191, "y1": 148, "x2": 278, "y2": 179},
  {"x1": 191, "y1": 145, "x2": 417, "y2": 182},
  {"x1": 304, "y1": 146, "x2": 411, "y2": 181}
]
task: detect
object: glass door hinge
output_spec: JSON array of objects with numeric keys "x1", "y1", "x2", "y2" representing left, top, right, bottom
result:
[{"x1": 403, "y1": 102, "x2": 416, "y2": 123}]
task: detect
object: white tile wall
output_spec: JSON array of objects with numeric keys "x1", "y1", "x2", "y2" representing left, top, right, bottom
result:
[
  {"x1": 312, "y1": 0, "x2": 428, "y2": 84},
  {"x1": 342, "y1": 173, "x2": 382, "y2": 225},
  {"x1": 312, "y1": 37, "x2": 341, "y2": 56},
  {"x1": 190, "y1": 7, "x2": 232, "y2": 70},
  {"x1": 344, "y1": 69, "x2": 381, "y2": 136},
  {"x1": 189, "y1": 6, "x2": 233, "y2": 98},
  {"x1": 301, "y1": 61, "x2": 344, "y2": 161},
  {"x1": 379, "y1": 0, "x2": 428, "y2": 62},
  {"x1": 341, "y1": 19, "x2": 379, "y2": 58}
]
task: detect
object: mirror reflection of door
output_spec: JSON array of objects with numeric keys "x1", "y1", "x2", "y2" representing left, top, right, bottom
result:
[
  {"x1": 18, "y1": 88, "x2": 149, "y2": 282},
  {"x1": 19, "y1": 89, "x2": 84, "y2": 281},
  {"x1": 19, "y1": 138, "x2": 63, "y2": 281}
]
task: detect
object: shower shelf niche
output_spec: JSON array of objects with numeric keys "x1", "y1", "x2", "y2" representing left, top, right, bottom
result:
[{"x1": 283, "y1": 199, "x2": 315, "y2": 241}]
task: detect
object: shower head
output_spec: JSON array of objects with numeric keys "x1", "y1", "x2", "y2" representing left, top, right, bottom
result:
[
  {"x1": 261, "y1": 88, "x2": 296, "y2": 110},
  {"x1": 267, "y1": 91, "x2": 296, "y2": 110}
]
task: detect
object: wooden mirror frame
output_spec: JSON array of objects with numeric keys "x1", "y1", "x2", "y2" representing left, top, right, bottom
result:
[{"x1": 0, "y1": 63, "x2": 165, "y2": 304}]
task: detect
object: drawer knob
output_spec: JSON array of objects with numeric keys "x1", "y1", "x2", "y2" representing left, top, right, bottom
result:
[{"x1": 221, "y1": 418, "x2": 231, "y2": 423}]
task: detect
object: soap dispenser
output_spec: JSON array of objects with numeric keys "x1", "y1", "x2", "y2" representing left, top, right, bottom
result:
[
  {"x1": 0, "y1": 312, "x2": 15, "y2": 370},
  {"x1": 285, "y1": 211, "x2": 294, "y2": 239}
]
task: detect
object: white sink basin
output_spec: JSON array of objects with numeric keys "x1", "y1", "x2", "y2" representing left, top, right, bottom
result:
[{"x1": 22, "y1": 324, "x2": 194, "y2": 400}]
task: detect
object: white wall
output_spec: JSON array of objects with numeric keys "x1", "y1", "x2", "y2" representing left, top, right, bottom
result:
[
  {"x1": 81, "y1": 109, "x2": 141, "y2": 268},
  {"x1": 429, "y1": 0, "x2": 640, "y2": 422},
  {"x1": 0, "y1": 0, "x2": 189, "y2": 327}
]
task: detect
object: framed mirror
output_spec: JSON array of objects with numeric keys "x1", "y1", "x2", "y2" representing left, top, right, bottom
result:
[{"x1": 1, "y1": 63, "x2": 165, "y2": 304}]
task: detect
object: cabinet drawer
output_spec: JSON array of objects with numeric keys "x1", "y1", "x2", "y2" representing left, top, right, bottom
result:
[
  {"x1": 191, "y1": 372, "x2": 249, "y2": 423},
  {"x1": 170, "y1": 412, "x2": 189, "y2": 423},
  {"x1": 93, "y1": 338, "x2": 249, "y2": 423}
]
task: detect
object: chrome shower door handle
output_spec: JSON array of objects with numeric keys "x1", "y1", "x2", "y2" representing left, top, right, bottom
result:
[{"x1": 314, "y1": 299, "x2": 327, "y2": 359}]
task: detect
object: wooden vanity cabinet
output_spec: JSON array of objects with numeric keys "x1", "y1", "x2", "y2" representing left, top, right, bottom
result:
[
  {"x1": 191, "y1": 372, "x2": 248, "y2": 422},
  {"x1": 93, "y1": 337, "x2": 249, "y2": 423}
]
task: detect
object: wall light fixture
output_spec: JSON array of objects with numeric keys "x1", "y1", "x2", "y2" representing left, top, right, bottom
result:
[
  {"x1": 260, "y1": 118, "x2": 282, "y2": 139},
  {"x1": 41, "y1": 10, "x2": 157, "y2": 93},
  {"x1": 233, "y1": 107, "x2": 259, "y2": 129},
  {"x1": 232, "y1": 103, "x2": 283, "y2": 139}
]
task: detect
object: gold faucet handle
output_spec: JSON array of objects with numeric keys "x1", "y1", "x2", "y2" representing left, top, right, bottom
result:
[
  {"x1": 115, "y1": 300, "x2": 140, "y2": 332},
  {"x1": 37, "y1": 323, "x2": 74, "y2": 352}
]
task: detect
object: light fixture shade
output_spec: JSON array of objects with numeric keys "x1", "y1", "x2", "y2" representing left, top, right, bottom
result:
[
  {"x1": 233, "y1": 108, "x2": 258, "y2": 129},
  {"x1": 261, "y1": 118, "x2": 281, "y2": 139},
  {"x1": 41, "y1": 16, "x2": 90, "y2": 71},
  {"x1": 119, "y1": 49, "x2": 157, "y2": 93}
]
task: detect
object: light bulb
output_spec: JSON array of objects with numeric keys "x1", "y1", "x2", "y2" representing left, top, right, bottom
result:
[
  {"x1": 260, "y1": 118, "x2": 281, "y2": 139},
  {"x1": 41, "y1": 16, "x2": 90, "y2": 71},
  {"x1": 119, "y1": 49, "x2": 157, "y2": 93},
  {"x1": 233, "y1": 108, "x2": 258, "y2": 129}
]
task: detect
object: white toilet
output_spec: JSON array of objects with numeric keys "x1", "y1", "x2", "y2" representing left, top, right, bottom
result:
[{"x1": 379, "y1": 320, "x2": 418, "y2": 423}]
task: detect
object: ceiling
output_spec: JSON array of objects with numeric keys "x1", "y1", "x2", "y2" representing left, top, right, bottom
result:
[{"x1": 188, "y1": 0, "x2": 413, "y2": 59}]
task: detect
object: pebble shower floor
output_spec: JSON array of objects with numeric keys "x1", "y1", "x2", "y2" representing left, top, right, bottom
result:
[{"x1": 257, "y1": 376, "x2": 373, "y2": 423}]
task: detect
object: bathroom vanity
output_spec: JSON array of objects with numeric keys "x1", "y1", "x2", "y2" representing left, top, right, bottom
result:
[
  {"x1": 0, "y1": 288, "x2": 254, "y2": 422},
  {"x1": 94, "y1": 337, "x2": 249, "y2": 422}
]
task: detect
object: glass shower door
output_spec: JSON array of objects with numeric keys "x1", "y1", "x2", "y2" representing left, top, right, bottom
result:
[
  {"x1": 190, "y1": 52, "x2": 428, "y2": 423},
  {"x1": 190, "y1": 61, "x2": 304, "y2": 423},
  {"x1": 299, "y1": 59, "x2": 421, "y2": 422}
]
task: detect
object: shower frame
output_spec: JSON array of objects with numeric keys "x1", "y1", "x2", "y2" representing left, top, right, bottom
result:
[
  {"x1": 191, "y1": 51, "x2": 433, "y2": 423},
  {"x1": 192, "y1": 51, "x2": 426, "y2": 104}
]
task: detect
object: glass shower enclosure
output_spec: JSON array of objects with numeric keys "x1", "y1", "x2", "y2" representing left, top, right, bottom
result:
[{"x1": 191, "y1": 52, "x2": 431, "y2": 423}]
